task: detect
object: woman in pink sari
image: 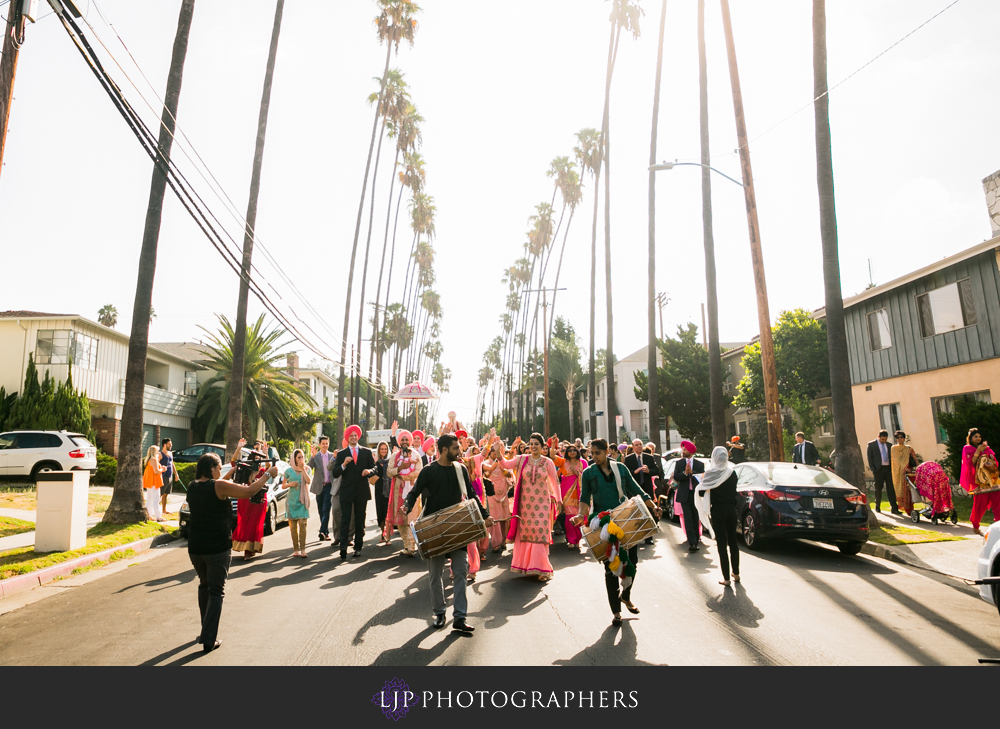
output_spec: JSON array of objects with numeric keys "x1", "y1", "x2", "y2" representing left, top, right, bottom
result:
[
  {"x1": 482, "y1": 437, "x2": 511, "y2": 553},
  {"x1": 463, "y1": 441, "x2": 491, "y2": 561},
  {"x1": 500, "y1": 433, "x2": 561, "y2": 581},
  {"x1": 962, "y1": 428, "x2": 1000, "y2": 535},
  {"x1": 558, "y1": 444, "x2": 586, "y2": 550}
]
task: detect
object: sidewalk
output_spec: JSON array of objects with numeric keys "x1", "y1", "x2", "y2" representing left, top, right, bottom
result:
[
  {"x1": 0, "y1": 492, "x2": 185, "y2": 553},
  {"x1": 860, "y1": 510, "x2": 984, "y2": 582}
]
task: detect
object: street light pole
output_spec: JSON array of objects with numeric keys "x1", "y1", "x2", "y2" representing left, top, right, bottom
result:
[{"x1": 720, "y1": 0, "x2": 784, "y2": 461}]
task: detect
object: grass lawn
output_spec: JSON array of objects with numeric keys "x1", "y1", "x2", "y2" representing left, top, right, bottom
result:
[
  {"x1": 869, "y1": 522, "x2": 967, "y2": 547},
  {"x1": 871, "y1": 494, "x2": 993, "y2": 526},
  {"x1": 0, "y1": 516, "x2": 35, "y2": 539},
  {"x1": 0, "y1": 522, "x2": 174, "y2": 580},
  {"x1": 0, "y1": 487, "x2": 113, "y2": 516}
]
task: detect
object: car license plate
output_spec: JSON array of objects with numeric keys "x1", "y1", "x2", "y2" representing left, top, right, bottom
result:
[{"x1": 813, "y1": 498, "x2": 834, "y2": 509}]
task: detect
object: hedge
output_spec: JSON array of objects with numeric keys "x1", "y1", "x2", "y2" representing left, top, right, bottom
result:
[
  {"x1": 936, "y1": 400, "x2": 1000, "y2": 481},
  {"x1": 90, "y1": 454, "x2": 197, "y2": 492}
]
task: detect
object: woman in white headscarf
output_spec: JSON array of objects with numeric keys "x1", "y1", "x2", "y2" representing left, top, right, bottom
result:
[{"x1": 698, "y1": 446, "x2": 741, "y2": 586}]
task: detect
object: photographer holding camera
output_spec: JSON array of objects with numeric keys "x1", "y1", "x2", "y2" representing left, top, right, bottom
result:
[
  {"x1": 187, "y1": 452, "x2": 277, "y2": 653},
  {"x1": 230, "y1": 438, "x2": 273, "y2": 561}
]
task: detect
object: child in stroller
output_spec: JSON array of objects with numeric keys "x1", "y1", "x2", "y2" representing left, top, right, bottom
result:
[{"x1": 910, "y1": 460, "x2": 959, "y2": 525}]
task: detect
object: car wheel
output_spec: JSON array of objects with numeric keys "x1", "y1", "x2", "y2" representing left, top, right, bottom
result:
[
  {"x1": 666, "y1": 496, "x2": 675, "y2": 522},
  {"x1": 178, "y1": 524, "x2": 189, "y2": 540},
  {"x1": 30, "y1": 462, "x2": 62, "y2": 483},
  {"x1": 263, "y1": 502, "x2": 277, "y2": 536},
  {"x1": 838, "y1": 542, "x2": 864, "y2": 556},
  {"x1": 742, "y1": 512, "x2": 762, "y2": 551}
]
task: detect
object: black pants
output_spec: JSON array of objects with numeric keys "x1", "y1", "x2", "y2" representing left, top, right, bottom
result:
[
  {"x1": 316, "y1": 483, "x2": 332, "y2": 536},
  {"x1": 340, "y1": 497, "x2": 368, "y2": 554},
  {"x1": 190, "y1": 550, "x2": 231, "y2": 647},
  {"x1": 680, "y1": 496, "x2": 700, "y2": 547},
  {"x1": 375, "y1": 487, "x2": 389, "y2": 529},
  {"x1": 873, "y1": 465, "x2": 898, "y2": 511},
  {"x1": 710, "y1": 506, "x2": 740, "y2": 581},
  {"x1": 605, "y1": 545, "x2": 639, "y2": 615}
]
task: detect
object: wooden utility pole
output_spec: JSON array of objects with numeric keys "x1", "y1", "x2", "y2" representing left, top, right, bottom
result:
[
  {"x1": 226, "y1": 0, "x2": 285, "y2": 461},
  {"x1": 543, "y1": 291, "x2": 550, "y2": 436},
  {"x1": 720, "y1": 0, "x2": 784, "y2": 461},
  {"x1": 0, "y1": 0, "x2": 29, "y2": 180}
]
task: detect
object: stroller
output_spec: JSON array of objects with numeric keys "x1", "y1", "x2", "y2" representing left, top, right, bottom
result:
[{"x1": 908, "y1": 469, "x2": 959, "y2": 525}]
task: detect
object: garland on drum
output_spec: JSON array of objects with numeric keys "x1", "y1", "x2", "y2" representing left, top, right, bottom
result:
[{"x1": 589, "y1": 511, "x2": 637, "y2": 589}]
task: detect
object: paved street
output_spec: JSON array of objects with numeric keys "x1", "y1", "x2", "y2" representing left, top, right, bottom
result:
[{"x1": 1, "y1": 503, "x2": 998, "y2": 666}]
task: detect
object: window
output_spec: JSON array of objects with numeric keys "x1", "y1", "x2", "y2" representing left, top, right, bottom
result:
[
  {"x1": 184, "y1": 371, "x2": 199, "y2": 397},
  {"x1": 68, "y1": 436, "x2": 93, "y2": 448},
  {"x1": 931, "y1": 391, "x2": 991, "y2": 443},
  {"x1": 879, "y1": 403, "x2": 902, "y2": 434},
  {"x1": 35, "y1": 330, "x2": 98, "y2": 370},
  {"x1": 867, "y1": 309, "x2": 892, "y2": 351},
  {"x1": 819, "y1": 406, "x2": 833, "y2": 436},
  {"x1": 916, "y1": 279, "x2": 977, "y2": 337},
  {"x1": 736, "y1": 420, "x2": 747, "y2": 437}
]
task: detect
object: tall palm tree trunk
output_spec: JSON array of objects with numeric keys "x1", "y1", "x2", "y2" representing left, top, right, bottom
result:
[
  {"x1": 698, "y1": 0, "x2": 726, "y2": 448},
  {"x1": 227, "y1": 0, "x2": 285, "y2": 462},
  {"x1": 104, "y1": 0, "x2": 195, "y2": 524},
  {"x1": 813, "y1": 0, "x2": 866, "y2": 503},
  {"x1": 338, "y1": 41, "x2": 392, "y2": 443},
  {"x1": 587, "y1": 160, "x2": 600, "y2": 441},
  {"x1": 603, "y1": 26, "x2": 623, "y2": 442},
  {"x1": 369, "y1": 150, "x2": 402, "y2": 429},
  {"x1": 646, "y1": 0, "x2": 667, "y2": 452}
]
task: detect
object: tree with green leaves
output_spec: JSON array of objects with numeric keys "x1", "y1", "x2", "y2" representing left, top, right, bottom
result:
[
  {"x1": 937, "y1": 400, "x2": 1000, "y2": 481},
  {"x1": 733, "y1": 309, "x2": 830, "y2": 449},
  {"x1": 549, "y1": 317, "x2": 585, "y2": 441},
  {"x1": 197, "y1": 314, "x2": 316, "y2": 443},
  {"x1": 97, "y1": 304, "x2": 118, "y2": 328},
  {"x1": 634, "y1": 323, "x2": 712, "y2": 452}
]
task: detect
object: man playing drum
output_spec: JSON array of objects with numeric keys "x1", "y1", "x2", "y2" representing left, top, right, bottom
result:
[
  {"x1": 403, "y1": 433, "x2": 495, "y2": 633},
  {"x1": 573, "y1": 438, "x2": 661, "y2": 627}
]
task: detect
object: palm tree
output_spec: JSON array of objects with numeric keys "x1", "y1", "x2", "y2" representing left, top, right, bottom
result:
[
  {"x1": 197, "y1": 314, "x2": 316, "y2": 443},
  {"x1": 813, "y1": 0, "x2": 867, "y2": 505},
  {"x1": 97, "y1": 305, "x2": 118, "y2": 329},
  {"x1": 697, "y1": 0, "x2": 726, "y2": 447},
  {"x1": 353, "y1": 69, "x2": 410, "y2": 424},
  {"x1": 226, "y1": 0, "x2": 285, "y2": 464},
  {"x1": 104, "y1": 0, "x2": 194, "y2": 525},
  {"x1": 575, "y1": 127, "x2": 602, "y2": 441},
  {"x1": 550, "y1": 335, "x2": 584, "y2": 441},
  {"x1": 601, "y1": 0, "x2": 643, "y2": 441},
  {"x1": 546, "y1": 157, "x2": 583, "y2": 350},
  {"x1": 337, "y1": 0, "x2": 419, "y2": 444}
]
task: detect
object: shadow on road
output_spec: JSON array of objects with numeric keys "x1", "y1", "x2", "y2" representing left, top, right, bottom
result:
[
  {"x1": 705, "y1": 583, "x2": 764, "y2": 628},
  {"x1": 371, "y1": 625, "x2": 464, "y2": 665},
  {"x1": 553, "y1": 622, "x2": 663, "y2": 666},
  {"x1": 139, "y1": 639, "x2": 199, "y2": 666}
]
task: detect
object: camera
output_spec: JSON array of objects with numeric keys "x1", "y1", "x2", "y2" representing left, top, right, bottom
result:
[{"x1": 232, "y1": 450, "x2": 276, "y2": 504}]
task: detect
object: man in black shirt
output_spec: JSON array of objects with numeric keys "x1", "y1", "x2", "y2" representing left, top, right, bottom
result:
[{"x1": 404, "y1": 433, "x2": 494, "y2": 633}]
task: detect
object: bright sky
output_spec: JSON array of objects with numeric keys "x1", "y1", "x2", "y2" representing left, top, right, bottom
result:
[{"x1": 2, "y1": 0, "x2": 997, "y2": 428}]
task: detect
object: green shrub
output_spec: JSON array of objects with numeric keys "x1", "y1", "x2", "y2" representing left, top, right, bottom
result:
[
  {"x1": 174, "y1": 462, "x2": 197, "y2": 490},
  {"x1": 937, "y1": 400, "x2": 1000, "y2": 481},
  {"x1": 93, "y1": 452, "x2": 117, "y2": 486}
]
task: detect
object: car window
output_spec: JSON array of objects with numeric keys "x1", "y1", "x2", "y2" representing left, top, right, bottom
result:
[
  {"x1": 16, "y1": 433, "x2": 45, "y2": 449},
  {"x1": 45, "y1": 434, "x2": 64, "y2": 448},
  {"x1": 735, "y1": 465, "x2": 760, "y2": 487},
  {"x1": 183, "y1": 445, "x2": 206, "y2": 457},
  {"x1": 0, "y1": 433, "x2": 15, "y2": 450},
  {"x1": 68, "y1": 436, "x2": 93, "y2": 448},
  {"x1": 209, "y1": 446, "x2": 226, "y2": 458},
  {"x1": 765, "y1": 463, "x2": 851, "y2": 488}
]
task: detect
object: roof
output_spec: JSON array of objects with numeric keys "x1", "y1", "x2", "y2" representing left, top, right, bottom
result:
[
  {"x1": 0, "y1": 310, "x2": 73, "y2": 319},
  {"x1": 150, "y1": 342, "x2": 211, "y2": 364}
]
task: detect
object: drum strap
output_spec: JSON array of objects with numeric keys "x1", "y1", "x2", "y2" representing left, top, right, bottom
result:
[
  {"x1": 608, "y1": 462, "x2": 624, "y2": 502},
  {"x1": 453, "y1": 461, "x2": 469, "y2": 500}
]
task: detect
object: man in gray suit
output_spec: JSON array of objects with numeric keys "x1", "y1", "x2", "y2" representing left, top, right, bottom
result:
[{"x1": 308, "y1": 436, "x2": 354, "y2": 545}]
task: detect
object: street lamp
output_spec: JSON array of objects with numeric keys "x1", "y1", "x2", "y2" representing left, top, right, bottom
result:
[{"x1": 649, "y1": 160, "x2": 745, "y2": 188}]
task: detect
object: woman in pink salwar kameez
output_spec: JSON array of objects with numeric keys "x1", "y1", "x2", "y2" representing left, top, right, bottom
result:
[
  {"x1": 482, "y1": 439, "x2": 511, "y2": 553},
  {"x1": 501, "y1": 433, "x2": 561, "y2": 582},
  {"x1": 558, "y1": 444, "x2": 586, "y2": 549}
]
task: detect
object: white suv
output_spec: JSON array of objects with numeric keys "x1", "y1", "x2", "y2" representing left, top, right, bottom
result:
[
  {"x1": 977, "y1": 520, "x2": 1000, "y2": 614},
  {"x1": 0, "y1": 430, "x2": 98, "y2": 481}
]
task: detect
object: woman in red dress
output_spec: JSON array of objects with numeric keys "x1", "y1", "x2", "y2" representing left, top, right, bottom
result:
[{"x1": 231, "y1": 439, "x2": 270, "y2": 561}]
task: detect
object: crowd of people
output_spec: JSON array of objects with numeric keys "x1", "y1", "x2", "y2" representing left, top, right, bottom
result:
[{"x1": 181, "y1": 415, "x2": 1000, "y2": 653}]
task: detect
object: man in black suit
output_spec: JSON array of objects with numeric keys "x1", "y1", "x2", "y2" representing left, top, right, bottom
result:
[
  {"x1": 673, "y1": 440, "x2": 705, "y2": 552},
  {"x1": 866, "y1": 429, "x2": 899, "y2": 514},
  {"x1": 330, "y1": 424, "x2": 376, "y2": 560},
  {"x1": 792, "y1": 432, "x2": 821, "y2": 466},
  {"x1": 624, "y1": 438, "x2": 661, "y2": 542}
]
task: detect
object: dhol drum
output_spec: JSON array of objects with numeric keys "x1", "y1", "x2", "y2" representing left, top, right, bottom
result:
[
  {"x1": 581, "y1": 496, "x2": 658, "y2": 562},
  {"x1": 411, "y1": 499, "x2": 487, "y2": 560}
]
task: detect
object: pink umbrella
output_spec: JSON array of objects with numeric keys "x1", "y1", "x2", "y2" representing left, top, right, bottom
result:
[{"x1": 392, "y1": 381, "x2": 439, "y2": 429}]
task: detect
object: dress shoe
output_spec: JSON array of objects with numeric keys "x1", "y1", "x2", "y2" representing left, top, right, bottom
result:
[
  {"x1": 203, "y1": 640, "x2": 221, "y2": 653},
  {"x1": 353, "y1": 549, "x2": 362, "y2": 558},
  {"x1": 891, "y1": 510, "x2": 902, "y2": 516},
  {"x1": 195, "y1": 635, "x2": 202, "y2": 644},
  {"x1": 340, "y1": 551, "x2": 348, "y2": 561},
  {"x1": 433, "y1": 614, "x2": 446, "y2": 629},
  {"x1": 688, "y1": 545, "x2": 699, "y2": 552},
  {"x1": 644, "y1": 537, "x2": 654, "y2": 545},
  {"x1": 453, "y1": 619, "x2": 475, "y2": 633}
]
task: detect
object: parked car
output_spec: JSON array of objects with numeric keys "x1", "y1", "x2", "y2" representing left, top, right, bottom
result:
[
  {"x1": 656, "y1": 454, "x2": 709, "y2": 522},
  {"x1": 177, "y1": 456, "x2": 290, "y2": 540},
  {"x1": 172, "y1": 443, "x2": 227, "y2": 464},
  {"x1": 735, "y1": 462, "x2": 869, "y2": 554},
  {"x1": 0, "y1": 430, "x2": 98, "y2": 481},
  {"x1": 977, "y1": 521, "x2": 1000, "y2": 616}
]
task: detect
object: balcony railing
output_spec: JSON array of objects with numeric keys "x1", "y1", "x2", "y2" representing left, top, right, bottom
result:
[{"x1": 119, "y1": 381, "x2": 197, "y2": 418}]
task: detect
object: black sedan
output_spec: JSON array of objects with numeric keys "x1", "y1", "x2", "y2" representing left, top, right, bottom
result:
[
  {"x1": 734, "y1": 462, "x2": 869, "y2": 555},
  {"x1": 177, "y1": 458, "x2": 291, "y2": 539},
  {"x1": 172, "y1": 443, "x2": 227, "y2": 464}
]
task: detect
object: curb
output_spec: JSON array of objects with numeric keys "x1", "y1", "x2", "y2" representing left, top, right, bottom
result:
[
  {"x1": 0, "y1": 532, "x2": 178, "y2": 601},
  {"x1": 860, "y1": 541, "x2": 910, "y2": 566}
]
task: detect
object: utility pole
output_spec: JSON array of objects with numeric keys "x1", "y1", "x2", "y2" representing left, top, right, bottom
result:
[
  {"x1": 656, "y1": 291, "x2": 669, "y2": 340},
  {"x1": 0, "y1": 0, "x2": 32, "y2": 180},
  {"x1": 720, "y1": 0, "x2": 783, "y2": 461},
  {"x1": 226, "y1": 0, "x2": 285, "y2": 461}
]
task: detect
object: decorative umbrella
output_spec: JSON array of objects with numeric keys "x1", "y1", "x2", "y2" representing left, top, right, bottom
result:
[{"x1": 392, "y1": 381, "x2": 439, "y2": 431}]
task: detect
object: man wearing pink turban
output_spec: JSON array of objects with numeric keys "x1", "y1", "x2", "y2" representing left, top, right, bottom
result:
[
  {"x1": 331, "y1": 424, "x2": 377, "y2": 560},
  {"x1": 672, "y1": 440, "x2": 705, "y2": 552}
]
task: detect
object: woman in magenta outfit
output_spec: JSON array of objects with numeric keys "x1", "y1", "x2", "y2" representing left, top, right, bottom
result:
[
  {"x1": 558, "y1": 444, "x2": 586, "y2": 549},
  {"x1": 462, "y1": 440, "x2": 491, "y2": 561},
  {"x1": 231, "y1": 438, "x2": 269, "y2": 560},
  {"x1": 962, "y1": 427, "x2": 1000, "y2": 535},
  {"x1": 482, "y1": 436, "x2": 511, "y2": 553},
  {"x1": 500, "y1": 433, "x2": 561, "y2": 582}
]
